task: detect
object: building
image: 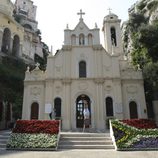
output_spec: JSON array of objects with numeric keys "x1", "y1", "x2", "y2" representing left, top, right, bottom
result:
[
  {"x1": 22, "y1": 10, "x2": 147, "y2": 131},
  {"x1": 0, "y1": 0, "x2": 45, "y2": 130},
  {"x1": 0, "y1": 0, "x2": 43, "y2": 63}
]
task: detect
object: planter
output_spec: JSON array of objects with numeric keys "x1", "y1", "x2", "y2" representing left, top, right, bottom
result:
[
  {"x1": 6, "y1": 120, "x2": 60, "y2": 150},
  {"x1": 110, "y1": 119, "x2": 158, "y2": 151}
]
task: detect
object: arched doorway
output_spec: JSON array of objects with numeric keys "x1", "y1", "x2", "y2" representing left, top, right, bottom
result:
[
  {"x1": 1, "y1": 28, "x2": 11, "y2": 53},
  {"x1": 129, "y1": 101, "x2": 138, "y2": 119},
  {"x1": 76, "y1": 95, "x2": 91, "y2": 128},
  {"x1": 12, "y1": 35, "x2": 20, "y2": 56},
  {"x1": 54, "y1": 98, "x2": 61, "y2": 119},
  {"x1": 30, "y1": 102, "x2": 39, "y2": 119}
]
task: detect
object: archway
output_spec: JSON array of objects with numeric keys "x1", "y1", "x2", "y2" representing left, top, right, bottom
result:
[
  {"x1": 76, "y1": 95, "x2": 91, "y2": 128},
  {"x1": 12, "y1": 35, "x2": 20, "y2": 56},
  {"x1": 79, "y1": 34, "x2": 85, "y2": 45},
  {"x1": 1, "y1": 28, "x2": 11, "y2": 53},
  {"x1": 129, "y1": 101, "x2": 138, "y2": 119},
  {"x1": 71, "y1": 34, "x2": 76, "y2": 45},
  {"x1": 30, "y1": 102, "x2": 39, "y2": 119},
  {"x1": 88, "y1": 34, "x2": 93, "y2": 45}
]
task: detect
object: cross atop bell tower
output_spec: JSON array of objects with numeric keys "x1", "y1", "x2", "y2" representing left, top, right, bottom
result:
[
  {"x1": 77, "y1": 9, "x2": 85, "y2": 21},
  {"x1": 108, "y1": 8, "x2": 112, "y2": 14}
]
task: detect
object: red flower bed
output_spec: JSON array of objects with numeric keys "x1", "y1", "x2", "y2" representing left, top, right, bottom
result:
[
  {"x1": 121, "y1": 119, "x2": 158, "y2": 129},
  {"x1": 12, "y1": 120, "x2": 60, "y2": 134}
]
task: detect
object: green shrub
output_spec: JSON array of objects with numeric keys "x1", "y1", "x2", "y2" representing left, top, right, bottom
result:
[{"x1": 147, "y1": 1, "x2": 158, "y2": 11}]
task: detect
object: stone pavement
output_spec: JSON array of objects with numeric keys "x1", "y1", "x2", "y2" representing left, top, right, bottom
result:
[{"x1": 0, "y1": 149, "x2": 158, "y2": 158}]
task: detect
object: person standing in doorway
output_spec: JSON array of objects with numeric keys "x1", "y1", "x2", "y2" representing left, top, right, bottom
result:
[{"x1": 83, "y1": 100, "x2": 90, "y2": 132}]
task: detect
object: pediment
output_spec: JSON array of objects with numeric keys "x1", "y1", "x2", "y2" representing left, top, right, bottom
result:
[{"x1": 73, "y1": 20, "x2": 90, "y2": 33}]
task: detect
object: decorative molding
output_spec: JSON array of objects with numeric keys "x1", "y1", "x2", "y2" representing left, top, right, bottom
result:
[
  {"x1": 92, "y1": 45, "x2": 103, "y2": 50},
  {"x1": 94, "y1": 78, "x2": 105, "y2": 84},
  {"x1": 79, "y1": 82, "x2": 88, "y2": 90},
  {"x1": 126, "y1": 85, "x2": 137, "y2": 94},
  {"x1": 105, "y1": 85, "x2": 112, "y2": 91},
  {"x1": 30, "y1": 87, "x2": 41, "y2": 96},
  {"x1": 62, "y1": 45, "x2": 72, "y2": 51},
  {"x1": 62, "y1": 79, "x2": 72, "y2": 84},
  {"x1": 55, "y1": 85, "x2": 62, "y2": 93}
]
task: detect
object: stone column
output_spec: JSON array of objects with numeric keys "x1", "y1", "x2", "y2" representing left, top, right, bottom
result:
[
  {"x1": 22, "y1": 83, "x2": 30, "y2": 120},
  {"x1": 113, "y1": 79, "x2": 123, "y2": 119},
  {"x1": 44, "y1": 80, "x2": 53, "y2": 120},
  {"x1": 94, "y1": 79, "x2": 105, "y2": 130},
  {"x1": 62, "y1": 79, "x2": 71, "y2": 130}
]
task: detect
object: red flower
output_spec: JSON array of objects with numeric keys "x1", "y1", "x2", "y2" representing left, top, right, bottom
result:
[
  {"x1": 12, "y1": 120, "x2": 60, "y2": 134},
  {"x1": 121, "y1": 119, "x2": 158, "y2": 129}
]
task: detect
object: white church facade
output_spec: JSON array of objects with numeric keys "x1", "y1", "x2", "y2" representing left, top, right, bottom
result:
[{"x1": 22, "y1": 10, "x2": 147, "y2": 130}]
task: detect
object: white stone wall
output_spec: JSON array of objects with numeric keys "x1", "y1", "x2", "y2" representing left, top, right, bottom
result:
[
  {"x1": 15, "y1": 0, "x2": 37, "y2": 21},
  {"x1": 22, "y1": 13, "x2": 147, "y2": 131}
]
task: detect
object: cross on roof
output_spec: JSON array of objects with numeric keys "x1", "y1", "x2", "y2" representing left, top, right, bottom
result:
[
  {"x1": 77, "y1": 9, "x2": 85, "y2": 20},
  {"x1": 108, "y1": 8, "x2": 112, "y2": 14}
]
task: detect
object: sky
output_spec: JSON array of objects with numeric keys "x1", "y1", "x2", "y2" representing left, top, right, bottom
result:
[{"x1": 11, "y1": 0, "x2": 138, "y2": 52}]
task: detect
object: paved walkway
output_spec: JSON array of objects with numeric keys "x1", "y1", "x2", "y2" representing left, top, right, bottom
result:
[{"x1": 0, "y1": 149, "x2": 158, "y2": 158}]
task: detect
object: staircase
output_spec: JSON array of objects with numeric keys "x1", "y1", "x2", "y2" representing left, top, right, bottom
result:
[
  {"x1": 0, "y1": 130, "x2": 11, "y2": 150},
  {"x1": 58, "y1": 132, "x2": 114, "y2": 150}
]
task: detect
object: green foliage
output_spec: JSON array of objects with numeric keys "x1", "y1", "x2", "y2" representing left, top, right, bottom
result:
[
  {"x1": 137, "y1": 1, "x2": 146, "y2": 11},
  {"x1": 143, "y1": 62, "x2": 158, "y2": 88},
  {"x1": 131, "y1": 47, "x2": 151, "y2": 69},
  {"x1": 0, "y1": 56, "x2": 26, "y2": 119},
  {"x1": 124, "y1": 2, "x2": 158, "y2": 115},
  {"x1": 7, "y1": 133, "x2": 57, "y2": 149},
  {"x1": 111, "y1": 119, "x2": 158, "y2": 150},
  {"x1": 147, "y1": 0, "x2": 158, "y2": 11},
  {"x1": 128, "y1": 13, "x2": 147, "y2": 32},
  {"x1": 138, "y1": 24, "x2": 158, "y2": 62},
  {"x1": 12, "y1": 95, "x2": 23, "y2": 120}
]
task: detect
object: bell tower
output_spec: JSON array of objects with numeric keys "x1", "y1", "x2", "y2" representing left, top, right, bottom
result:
[{"x1": 102, "y1": 12, "x2": 123, "y2": 55}]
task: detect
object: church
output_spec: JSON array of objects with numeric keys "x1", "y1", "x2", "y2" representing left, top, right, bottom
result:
[{"x1": 22, "y1": 10, "x2": 147, "y2": 131}]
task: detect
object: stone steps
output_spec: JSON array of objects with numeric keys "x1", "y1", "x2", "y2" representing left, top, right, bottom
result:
[
  {"x1": 58, "y1": 132, "x2": 114, "y2": 150},
  {"x1": 0, "y1": 130, "x2": 11, "y2": 150}
]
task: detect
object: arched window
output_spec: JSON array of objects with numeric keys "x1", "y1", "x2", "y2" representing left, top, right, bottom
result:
[
  {"x1": 31, "y1": 102, "x2": 39, "y2": 119},
  {"x1": 54, "y1": 98, "x2": 61, "y2": 118},
  {"x1": 1, "y1": 28, "x2": 11, "y2": 53},
  {"x1": 129, "y1": 101, "x2": 138, "y2": 119},
  {"x1": 12, "y1": 35, "x2": 20, "y2": 56},
  {"x1": 79, "y1": 61, "x2": 86, "y2": 78},
  {"x1": 110, "y1": 27, "x2": 117, "y2": 46},
  {"x1": 79, "y1": 34, "x2": 85, "y2": 45},
  {"x1": 71, "y1": 34, "x2": 76, "y2": 45},
  {"x1": 106, "y1": 97, "x2": 114, "y2": 116},
  {"x1": 88, "y1": 34, "x2": 93, "y2": 45}
]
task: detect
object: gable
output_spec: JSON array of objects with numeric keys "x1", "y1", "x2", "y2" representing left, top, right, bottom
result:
[{"x1": 73, "y1": 20, "x2": 90, "y2": 34}]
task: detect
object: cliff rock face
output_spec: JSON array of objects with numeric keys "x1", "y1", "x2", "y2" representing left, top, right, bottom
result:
[{"x1": 122, "y1": 0, "x2": 158, "y2": 56}]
